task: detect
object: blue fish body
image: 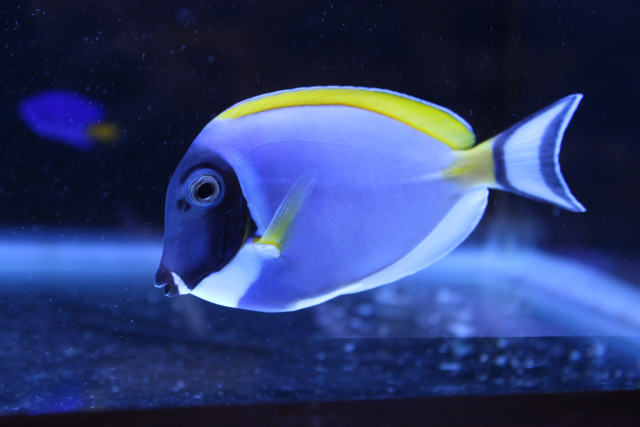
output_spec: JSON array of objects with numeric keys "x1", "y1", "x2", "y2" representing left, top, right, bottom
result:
[{"x1": 155, "y1": 86, "x2": 586, "y2": 312}]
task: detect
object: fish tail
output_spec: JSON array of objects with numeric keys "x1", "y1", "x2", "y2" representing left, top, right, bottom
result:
[
  {"x1": 490, "y1": 94, "x2": 585, "y2": 212},
  {"x1": 443, "y1": 94, "x2": 585, "y2": 212}
]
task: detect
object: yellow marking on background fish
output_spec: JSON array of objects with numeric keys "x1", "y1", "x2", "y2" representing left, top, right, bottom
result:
[
  {"x1": 87, "y1": 122, "x2": 120, "y2": 146},
  {"x1": 442, "y1": 137, "x2": 496, "y2": 188},
  {"x1": 216, "y1": 87, "x2": 476, "y2": 150}
]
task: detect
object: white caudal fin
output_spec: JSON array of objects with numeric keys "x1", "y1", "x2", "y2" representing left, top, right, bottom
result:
[{"x1": 490, "y1": 94, "x2": 586, "y2": 212}]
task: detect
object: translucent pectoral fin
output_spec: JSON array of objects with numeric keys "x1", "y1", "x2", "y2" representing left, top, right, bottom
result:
[{"x1": 256, "y1": 173, "x2": 316, "y2": 254}]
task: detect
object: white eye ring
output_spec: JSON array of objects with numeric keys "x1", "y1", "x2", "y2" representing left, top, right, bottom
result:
[{"x1": 187, "y1": 172, "x2": 222, "y2": 206}]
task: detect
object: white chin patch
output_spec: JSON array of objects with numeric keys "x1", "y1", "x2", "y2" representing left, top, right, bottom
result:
[
  {"x1": 189, "y1": 242, "x2": 263, "y2": 308},
  {"x1": 171, "y1": 272, "x2": 191, "y2": 295}
]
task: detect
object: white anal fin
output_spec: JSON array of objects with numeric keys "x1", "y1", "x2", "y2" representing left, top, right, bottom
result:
[
  {"x1": 256, "y1": 172, "x2": 316, "y2": 254},
  {"x1": 288, "y1": 187, "x2": 490, "y2": 311}
]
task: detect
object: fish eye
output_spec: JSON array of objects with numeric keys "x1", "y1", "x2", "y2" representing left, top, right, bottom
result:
[{"x1": 186, "y1": 170, "x2": 223, "y2": 207}]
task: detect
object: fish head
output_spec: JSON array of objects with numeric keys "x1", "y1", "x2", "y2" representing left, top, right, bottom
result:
[{"x1": 155, "y1": 145, "x2": 251, "y2": 297}]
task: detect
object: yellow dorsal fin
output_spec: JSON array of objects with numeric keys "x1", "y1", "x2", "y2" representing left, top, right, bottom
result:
[
  {"x1": 256, "y1": 173, "x2": 316, "y2": 253},
  {"x1": 215, "y1": 86, "x2": 475, "y2": 150}
]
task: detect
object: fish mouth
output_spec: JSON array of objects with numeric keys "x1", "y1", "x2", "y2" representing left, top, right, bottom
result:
[
  {"x1": 153, "y1": 212, "x2": 243, "y2": 298},
  {"x1": 154, "y1": 266, "x2": 190, "y2": 296}
]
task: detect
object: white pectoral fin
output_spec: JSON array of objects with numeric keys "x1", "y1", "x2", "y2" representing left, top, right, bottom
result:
[{"x1": 256, "y1": 172, "x2": 316, "y2": 254}]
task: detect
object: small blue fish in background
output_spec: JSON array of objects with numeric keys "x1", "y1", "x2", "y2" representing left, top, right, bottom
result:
[
  {"x1": 154, "y1": 86, "x2": 586, "y2": 313},
  {"x1": 18, "y1": 89, "x2": 119, "y2": 150}
]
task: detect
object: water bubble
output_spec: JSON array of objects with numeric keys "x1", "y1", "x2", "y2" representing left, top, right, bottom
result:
[
  {"x1": 568, "y1": 350, "x2": 582, "y2": 361},
  {"x1": 510, "y1": 357, "x2": 520, "y2": 369},
  {"x1": 475, "y1": 372, "x2": 488, "y2": 382},
  {"x1": 494, "y1": 354, "x2": 508, "y2": 367},
  {"x1": 176, "y1": 8, "x2": 195, "y2": 23},
  {"x1": 439, "y1": 362, "x2": 461, "y2": 371},
  {"x1": 496, "y1": 338, "x2": 509, "y2": 348},
  {"x1": 356, "y1": 303, "x2": 373, "y2": 317},
  {"x1": 448, "y1": 322, "x2": 474, "y2": 338},
  {"x1": 349, "y1": 317, "x2": 363, "y2": 329},
  {"x1": 450, "y1": 341, "x2": 474, "y2": 358},
  {"x1": 589, "y1": 341, "x2": 607, "y2": 359}
]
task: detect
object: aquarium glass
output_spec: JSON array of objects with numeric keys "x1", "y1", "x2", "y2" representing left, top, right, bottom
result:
[{"x1": 1, "y1": 0, "x2": 639, "y2": 415}]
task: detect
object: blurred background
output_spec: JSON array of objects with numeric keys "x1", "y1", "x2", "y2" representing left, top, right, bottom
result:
[{"x1": 1, "y1": 0, "x2": 638, "y2": 254}]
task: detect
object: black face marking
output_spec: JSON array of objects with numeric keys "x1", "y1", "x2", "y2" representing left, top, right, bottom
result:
[
  {"x1": 208, "y1": 212, "x2": 229, "y2": 273},
  {"x1": 153, "y1": 266, "x2": 180, "y2": 296},
  {"x1": 154, "y1": 149, "x2": 252, "y2": 297}
]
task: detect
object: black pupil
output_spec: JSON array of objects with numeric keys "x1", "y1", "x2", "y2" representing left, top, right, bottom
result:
[{"x1": 196, "y1": 182, "x2": 214, "y2": 200}]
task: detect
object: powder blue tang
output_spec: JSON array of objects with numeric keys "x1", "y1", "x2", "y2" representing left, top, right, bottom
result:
[{"x1": 154, "y1": 86, "x2": 586, "y2": 312}]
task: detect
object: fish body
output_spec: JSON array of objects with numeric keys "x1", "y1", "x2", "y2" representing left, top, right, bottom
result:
[
  {"x1": 155, "y1": 87, "x2": 585, "y2": 312},
  {"x1": 19, "y1": 89, "x2": 118, "y2": 149}
]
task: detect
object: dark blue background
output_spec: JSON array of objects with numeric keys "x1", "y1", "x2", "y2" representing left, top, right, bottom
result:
[{"x1": 1, "y1": 0, "x2": 638, "y2": 252}]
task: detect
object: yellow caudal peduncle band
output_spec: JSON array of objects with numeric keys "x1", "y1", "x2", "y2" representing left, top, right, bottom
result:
[
  {"x1": 442, "y1": 137, "x2": 497, "y2": 188},
  {"x1": 215, "y1": 87, "x2": 476, "y2": 150}
]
